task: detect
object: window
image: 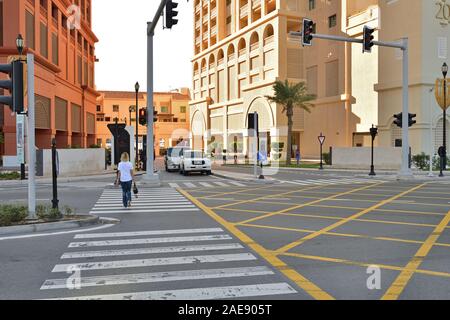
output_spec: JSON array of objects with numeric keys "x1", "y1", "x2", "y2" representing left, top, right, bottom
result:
[
  {"x1": 105, "y1": 117, "x2": 111, "y2": 122},
  {"x1": 309, "y1": 0, "x2": 315, "y2": 10},
  {"x1": 180, "y1": 106, "x2": 186, "y2": 113},
  {"x1": 77, "y1": 55, "x2": 82, "y2": 84},
  {"x1": 173, "y1": 118, "x2": 178, "y2": 122},
  {"x1": 161, "y1": 106, "x2": 169, "y2": 113},
  {"x1": 113, "y1": 105, "x2": 119, "y2": 112},
  {"x1": 51, "y1": 33, "x2": 58, "y2": 65},
  {"x1": 96, "y1": 116, "x2": 104, "y2": 121},
  {"x1": 96, "y1": 139, "x2": 102, "y2": 146},
  {"x1": 40, "y1": 22, "x2": 48, "y2": 58},
  {"x1": 26, "y1": 11, "x2": 35, "y2": 50},
  {"x1": 328, "y1": 14, "x2": 337, "y2": 28},
  {"x1": 96, "y1": 105, "x2": 101, "y2": 112},
  {"x1": 180, "y1": 119, "x2": 186, "y2": 123}
]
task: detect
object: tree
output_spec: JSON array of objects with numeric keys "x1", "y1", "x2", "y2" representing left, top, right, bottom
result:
[{"x1": 266, "y1": 80, "x2": 316, "y2": 165}]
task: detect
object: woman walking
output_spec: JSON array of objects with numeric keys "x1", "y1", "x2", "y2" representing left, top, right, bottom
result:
[{"x1": 115, "y1": 152, "x2": 135, "y2": 208}]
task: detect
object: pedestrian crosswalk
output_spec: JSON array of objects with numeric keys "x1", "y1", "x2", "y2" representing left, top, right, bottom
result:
[
  {"x1": 168, "y1": 180, "x2": 247, "y2": 189},
  {"x1": 89, "y1": 188, "x2": 199, "y2": 214},
  {"x1": 281, "y1": 177, "x2": 385, "y2": 186},
  {"x1": 39, "y1": 227, "x2": 297, "y2": 300}
]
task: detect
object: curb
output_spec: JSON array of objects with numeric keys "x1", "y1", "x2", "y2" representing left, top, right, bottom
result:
[
  {"x1": 0, "y1": 215, "x2": 119, "y2": 236},
  {"x1": 213, "y1": 171, "x2": 276, "y2": 184}
]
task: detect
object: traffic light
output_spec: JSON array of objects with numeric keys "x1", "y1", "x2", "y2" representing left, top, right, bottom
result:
[
  {"x1": 302, "y1": 18, "x2": 314, "y2": 47},
  {"x1": 0, "y1": 60, "x2": 24, "y2": 113},
  {"x1": 363, "y1": 25, "x2": 375, "y2": 53},
  {"x1": 139, "y1": 108, "x2": 147, "y2": 126},
  {"x1": 393, "y1": 112, "x2": 402, "y2": 128},
  {"x1": 153, "y1": 110, "x2": 158, "y2": 123},
  {"x1": 408, "y1": 113, "x2": 417, "y2": 127},
  {"x1": 165, "y1": 0, "x2": 179, "y2": 29}
]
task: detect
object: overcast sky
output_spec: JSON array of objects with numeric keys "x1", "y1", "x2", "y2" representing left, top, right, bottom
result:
[{"x1": 92, "y1": 0, "x2": 193, "y2": 92}]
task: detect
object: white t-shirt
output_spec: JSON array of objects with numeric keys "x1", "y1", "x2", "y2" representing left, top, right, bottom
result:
[{"x1": 118, "y1": 161, "x2": 133, "y2": 182}]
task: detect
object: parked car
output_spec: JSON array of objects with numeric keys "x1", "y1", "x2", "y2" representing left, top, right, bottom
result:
[
  {"x1": 180, "y1": 150, "x2": 212, "y2": 176},
  {"x1": 165, "y1": 146, "x2": 191, "y2": 172}
]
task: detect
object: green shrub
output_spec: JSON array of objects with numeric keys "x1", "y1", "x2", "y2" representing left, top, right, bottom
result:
[
  {"x1": 412, "y1": 153, "x2": 430, "y2": 170},
  {"x1": 0, "y1": 132, "x2": 4, "y2": 145},
  {"x1": 36, "y1": 204, "x2": 63, "y2": 221},
  {"x1": 322, "y1": 152, "x2": 331, "y2": 165},
  {"x1": 0, "y1": 172, "x2": 20, "y2": 180},
  {"x1": 0, "y1": 205, "x2": 28, "y2": 226},
  {"x1": 89, "y1": 144, "x2": 101, "y2": 148},
  {"x1": 271, "y1": 142, "x2": 284, "y2": 161}
]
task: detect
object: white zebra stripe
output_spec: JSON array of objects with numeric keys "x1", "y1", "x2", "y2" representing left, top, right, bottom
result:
[
  {"x1": 90, "y1": 205, "x2": 197, "y2": 212},
  {"x1": 89, "y1": 208, "x2": 200, "y2": 214},
  {"x1": 213, "y1": 181, "x2": 229, "y2": 187},
  {"x1": 61, "y1": 243, "x2": 242, "y2": 259},
  {"x1": 51, "y1": 253, "x2": 257, "y2": 272},
  {"x1": 228, "y1": 181, "x2": 246, "y2": 187},
  {"x1": 73, "y1": 228, "x2": 224, "y2": 239},
  {"x1": 168, "y1": 183, "x2": 180, "y2": 188},
  {"x1": 183, "y1": 182, "x2": 197, "y2": 188},
  {"x1": 45, "y1": 283, "x2": 296, "y2": 300},
  {"x1": 199, "y1": 182, "x2": 213, "y2": 187},
  {"x1": 68, "y1": 234, "x2": 233, "y2": 248},
  {"x1": 93, "y1": 202, "x2": 192, "y2": 207},
  {"x1": 41, "y1": 266, "x2": 273, "y2": 290}
]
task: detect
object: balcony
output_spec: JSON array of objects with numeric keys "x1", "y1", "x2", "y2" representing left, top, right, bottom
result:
[
  {"x1": 252, "y1": 0, "x2": 261, "y2": 9},
  {"x1": 202, "y1": 33, "x2": 208, "y2": 41},
  {"x1": 195, "y1": 3, "x2": 201, "y2": 13},
  {"x1": 195, "y1": 37, "x2": 201, "y2": 45},
  {"x1": 250, "y1": 42, "x2": 259, "y2": 52},
  {"x1": 211, "y1": 26, "x2": 217, "y2": 36},
  {"x1": 211, "y1": 7, "x2": 217, "y2": 18},
  {"x1": 240, "y1": 4, "x2": 248, "y2": 19},
  {"x1": 195, "y1": 19, "x2": 201, "y2": 29}
]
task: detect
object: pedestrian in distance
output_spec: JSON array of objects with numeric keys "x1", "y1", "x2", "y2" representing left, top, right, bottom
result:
[
  {"x1": 115, "y1": 152, "x2": 135, "y2": 208},
  {"x1": 296, "y1": 148, "x2": 301, "y2": 166}
]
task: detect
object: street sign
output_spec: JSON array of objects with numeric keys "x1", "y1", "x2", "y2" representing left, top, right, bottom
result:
[
  {"x1": 16, "y1": 114, "x2": 25, "y2": 163},
  {"x1": 435, "y1": 78, "x2": 450, "y2": 110},
  {"x1": 318, "y1": 134, "x2": 326, "y2": 145}
]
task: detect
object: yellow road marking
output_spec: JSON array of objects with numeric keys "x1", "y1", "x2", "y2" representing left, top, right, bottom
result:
[
  {"x1": 275, "y1": 183, "x2": 427, "y2": 254},
  {"x1": 179, "y1": 189, "x2": 335, "y2": 300},
  {"x1": 212, "y1": 185, "x2": 326, "y2": 210},
  {"x1": 279, "y1": 252, "x2": 450, "y2": 280},
  {"x1": 238, "y1": 222, "x2": 450, "y2": 249},
  {"x1": 237, "y1": 182, "x2": 385, "y2": 226},
  {"x1": 382, "y1": 209, "x2": 450, "y2": 300},
  {"x1": 277, "y1": 212, "x2": 442, "y2": 229},
  {"x1": 199, "y1": 184, "x2": 280, "y2": 199}
]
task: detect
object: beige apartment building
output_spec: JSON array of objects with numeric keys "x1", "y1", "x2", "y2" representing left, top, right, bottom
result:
[
  {"x1": 96, "y1": 89, "x2": 190, "y2": 157},
  {"x1": 189, "y1": 0, "x2": 449, "y2": 159}
]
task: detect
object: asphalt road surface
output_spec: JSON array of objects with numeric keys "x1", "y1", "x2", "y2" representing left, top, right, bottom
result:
[{"x1": 2, "y1": 160, "x2": 450, "y2": 300}]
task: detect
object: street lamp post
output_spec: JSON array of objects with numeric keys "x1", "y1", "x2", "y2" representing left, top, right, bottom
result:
[
  {"x1": 318, "y1": 133, "x2": 326, "y2": 170},
  {"x1": 369, "y1": 125, "x2": 378, "y2": 176},
  {"x1": 440, "y1": 63, "x2": 448, "y2": 177},
  {"x1": 135, "y1": 82, "x2": 140, "y2": 170},
  {"x1": 429, "y1": 87, "x2": 434, "y2": 177}
]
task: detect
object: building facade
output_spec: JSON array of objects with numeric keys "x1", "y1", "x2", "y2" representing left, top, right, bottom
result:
[
  {"x1": 0, "y1": 0, "x2": 99, "y2": 164},
  {"x1": 189, "y1": 0, "x2": 449, "y2": 159},
  {"x1": 96, "y1": 89, "x2": 191, "y2": 157}
]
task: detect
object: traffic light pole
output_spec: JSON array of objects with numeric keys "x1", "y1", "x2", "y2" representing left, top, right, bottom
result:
[
  {"x1": 290, "y1": 31, "x2": 412, "y2": 177},
  {"x1": 27, "y1": 54, "x2": 36, "y2": 219},
  {"x1": 142, "y1": 0, "x2": 169, "y2": 186}
]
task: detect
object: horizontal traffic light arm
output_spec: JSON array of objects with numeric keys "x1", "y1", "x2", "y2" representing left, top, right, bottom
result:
[{"x1": 288, "y1": 31, "x2": 407, "y2": 50}]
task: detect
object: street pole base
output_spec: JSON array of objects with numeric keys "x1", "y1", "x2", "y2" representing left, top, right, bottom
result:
[
  {"x1": 396, "y1": 169, "x2": 415, "y2": 181},
  {"x1": 427, "y1": 173, "x2": 435, "y2": 177},
  {"x1": 139, "y1": 173, "x2": 161, "y2": 187},
  {"x1": 258, "y1": 175, "x2": 265, "y2": 180}
]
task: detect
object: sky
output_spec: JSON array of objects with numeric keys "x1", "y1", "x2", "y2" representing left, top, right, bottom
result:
[{"x1": 92, "y1": 0, "x2": 193, "y2": 93}]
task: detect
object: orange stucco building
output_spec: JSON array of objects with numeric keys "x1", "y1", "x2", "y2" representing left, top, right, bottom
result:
[
  {"x1": 96, "y1": 89, "x2": 191, "y2": 157},
  {"x1": 0, "y1": 0, "x2": 98, "y2": 164}
]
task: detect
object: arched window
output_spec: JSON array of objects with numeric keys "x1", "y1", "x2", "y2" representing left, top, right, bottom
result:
[
  {"x1": 250, "y1": 32, "x2": 259, "y2": 52},
  {"x1": 193, "y1": 62, "x2": 199, "y2": 76},
  {"x1": 217, "y1": 49, "x2": 224, "y2": 65},
  {"x1": 201, "y1": 58, "x2": 207, "y2": 73},
  {"x1": 263, "y1": 24, "x2": 274, "y2": 45},
  {"x1": 238, "y1": 38, "x2": 246, "y2": 56},
  {"x1": 208, "y1": 54, "x2": 215, "y2": 69},
  {"x1": 227, "y1": 44, "x2": 235, "y2": 60}
]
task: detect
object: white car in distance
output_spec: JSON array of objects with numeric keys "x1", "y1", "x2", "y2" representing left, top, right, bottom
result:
[
  {"x1": 180, "y1": 150, "x2": 212, "y2": 176},
  {"x1": 165, "y1": 147, "x2": 191, "y2": 172}
]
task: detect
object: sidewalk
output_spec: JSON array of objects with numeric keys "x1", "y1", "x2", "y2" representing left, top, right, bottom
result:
[{"x1": 213, "y1": 169, "x2": 276, "y2": 183}]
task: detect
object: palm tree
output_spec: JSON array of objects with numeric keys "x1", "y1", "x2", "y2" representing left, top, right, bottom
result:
[{"x1": 266, "y1": 80, "x2": 316, "y2": 165}]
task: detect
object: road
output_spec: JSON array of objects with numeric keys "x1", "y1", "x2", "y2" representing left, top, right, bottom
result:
[{"x1": 1, "y1": 159, "x2": 450, "y2": 300}]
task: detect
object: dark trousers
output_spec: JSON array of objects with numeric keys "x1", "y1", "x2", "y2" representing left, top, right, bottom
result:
[{"x1": 120, "y1": 180, "x2": 132, "y2": 207}]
